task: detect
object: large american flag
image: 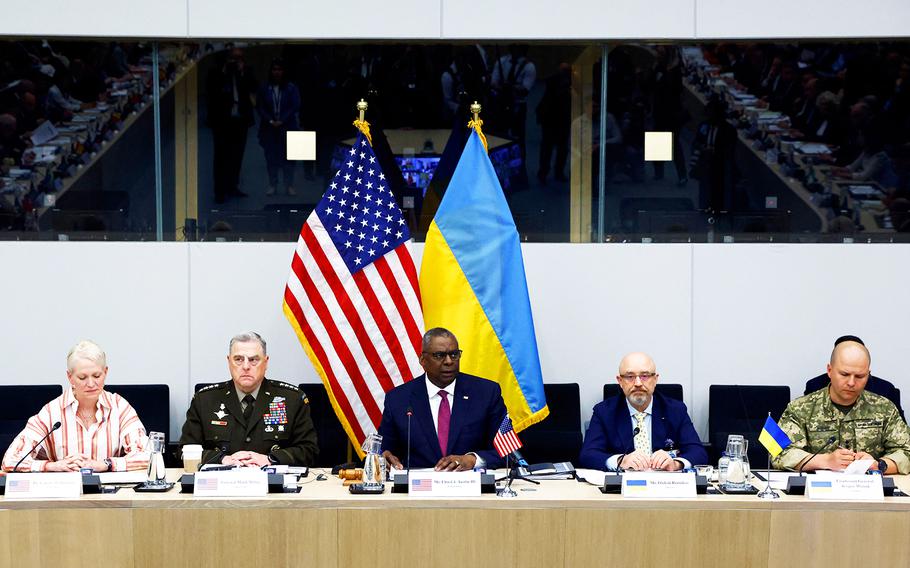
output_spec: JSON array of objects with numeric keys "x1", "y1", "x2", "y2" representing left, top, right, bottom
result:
[
  {"x1": 283, "y1": 131, "x2": 424, "y2": 454},
  {"x1": 493, "y1": 415, "x2": 523, "y2": 457}
]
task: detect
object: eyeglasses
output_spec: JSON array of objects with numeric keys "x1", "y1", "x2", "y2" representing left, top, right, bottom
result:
[
  {"x1": 619, "y1": 372, "x2": 657, "y2": 382},
  {"x1": 231, "y1": 355, "x2": 263, "y2": 367},
  {"x1": 422, "y1": 350, "x2": 463, "y2": 361}
]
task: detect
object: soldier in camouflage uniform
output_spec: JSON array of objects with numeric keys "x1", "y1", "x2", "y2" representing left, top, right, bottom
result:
[
  {"x1": 773, "y1": 340, "x2": 910, "y2": 474},
  {"x1": 179, "y1": 332, "x2": 318, "y2": 467}
]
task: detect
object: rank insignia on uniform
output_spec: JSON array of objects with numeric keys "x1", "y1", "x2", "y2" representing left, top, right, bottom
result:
[{"x1": 211, "y1": 420, "x2": 228, "y2": 426}]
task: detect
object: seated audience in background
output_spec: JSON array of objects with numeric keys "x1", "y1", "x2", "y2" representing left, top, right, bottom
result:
[
  {"x1": 774, "y1": 339, "x2": 910, "y2": 474},
  {"x1": 179, "y1": 331, "x2": 318, "y2": 467},
  {"x1": 1, "y1": 340, "x2": 149, "y2": 472},
  {"x1": 578, "y1": 352, "x2": 707, "y2": 471},
  {"x1": 380, "y1": 327, "x2": 507, "y2": 472}
]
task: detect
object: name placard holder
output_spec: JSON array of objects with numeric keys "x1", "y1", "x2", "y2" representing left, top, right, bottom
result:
[
  {"x1": 806, "y1": 474, "x2": 884, "y2": 501},
  {"x1": 193, "y1": 469, "x2": 268, "y2": 496},
  {"x1": 621, "y1": 472, "x2": 697, "y2": 498},
  {"x1": 407, "y1": 471, "x2": 481, "y2": 497},
  {"x1": 4, "y1": 472, "x2": 82, "y2": 499}
]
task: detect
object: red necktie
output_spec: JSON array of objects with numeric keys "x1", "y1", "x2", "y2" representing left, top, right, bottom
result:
[{"x1": 437, "y1": 390, "x2": 451, "y2": 456}]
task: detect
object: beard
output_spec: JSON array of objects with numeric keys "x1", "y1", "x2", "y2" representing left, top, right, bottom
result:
[{"x1": 629, "y1": 391, "x2": 650, "y2": 407}]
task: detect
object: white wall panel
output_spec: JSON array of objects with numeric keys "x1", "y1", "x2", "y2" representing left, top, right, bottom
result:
[
  {"x1": 690, "y1": 244, "x2": 910, "y2": 438},
  {"x1": 188, "y1": 0, "x2": 442, "y2": 39},
  {"x1": 697, "y1": 0, "x2": 910, "y2": 39},
  {"x1": 0, "y1": 243, "x2": 189, "y2": 440},
  {"x1": 4, "y1": 241, "x2": 910, "y2": 455},
  {"x1": 0, "y1": 0, "x2": 187, "y2": 38},
  {"x1": 442, "y1": 0, "x2": 695, "y2": 39},
  {"x1": 521, "y1": 244, "x2": 693, "y2": 432}
]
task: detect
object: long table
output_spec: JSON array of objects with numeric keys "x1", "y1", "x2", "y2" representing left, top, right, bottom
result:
[{"x1": 2, "y1": 470, "x2": 909, "y2": 567}]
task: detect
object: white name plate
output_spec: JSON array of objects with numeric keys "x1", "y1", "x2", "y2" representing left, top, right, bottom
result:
[
  {"x1": 807, "y1": 474, "x2": 884, "y2": 501},
  {"x1": 622, "y1": 472, "x2": 696, "y2": 498},
  {"x1": 408, "y1": 471, "x2": 481, "y2": 497},
  {"x1": 4, "y1": 472, "x2": 82, "y2": 499},
  {"x1": 194, "y1": 469, "x2": 268, "y2": 496}
]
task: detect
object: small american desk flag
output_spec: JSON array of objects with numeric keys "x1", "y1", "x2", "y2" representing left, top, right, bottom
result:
[
  {"x1": 283, "y1": 131, "x2": 424, "y2": 456},
  {"x1": 493, "y1": 415, "x2": 523, "y2": 458}
]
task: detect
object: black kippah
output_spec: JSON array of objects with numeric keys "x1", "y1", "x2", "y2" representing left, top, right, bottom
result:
[{"x1": 834, "y1": 335, "x2": 864, "y2": 346}]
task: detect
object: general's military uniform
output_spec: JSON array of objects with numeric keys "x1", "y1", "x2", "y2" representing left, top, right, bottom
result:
[
  {"x1": 772, "y1": 386, "x2": 910, "y2": 473},
  {"x1": 179, "y1": 379, "x2": 318, "y2": 466}
]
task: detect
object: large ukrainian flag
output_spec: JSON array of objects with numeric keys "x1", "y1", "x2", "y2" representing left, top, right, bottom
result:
[{"x1": 420, "y1": 129, "x2": 548, "y2": 431}]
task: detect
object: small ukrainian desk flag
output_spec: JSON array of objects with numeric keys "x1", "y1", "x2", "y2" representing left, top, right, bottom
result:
[
  {"x1": 420, "y1": 128, "x2": 548, "y2": 431},
  {"x1": 758, "y1": 416, "x2": 791, "y2": 457}
]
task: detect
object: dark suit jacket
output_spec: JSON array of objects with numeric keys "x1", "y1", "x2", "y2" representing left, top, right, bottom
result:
[
  {"x1": 805, "y1": 374, "x2": 904, "y2": 421},
  {"x1": 578, "y1": 392, "x2": 707, "y2": 470},
  {"x1": 179, "y1": 379, "x2": 319, "y2": 466},
  {"x1": 379, "y1": 373, "x2": 507, "y2": 469}
]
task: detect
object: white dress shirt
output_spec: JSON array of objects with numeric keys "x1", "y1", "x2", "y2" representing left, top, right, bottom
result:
[{"x1": 423, "y1": 376, "x2": 485, "y2": 468}]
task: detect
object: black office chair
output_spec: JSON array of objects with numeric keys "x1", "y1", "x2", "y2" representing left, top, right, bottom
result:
[
  {"x1": 708, "y1": 385, "x2": 791, "y2": 465},
  {"x1": 105, "y1": 384, "x2": 170, "y2": 440},
  {"x1": 518, "y1": 383, "x2": 583, "y2": 465},
  {"x1": 804, "y1": 374, "x2": 904, "y2": 421},
  {"x1": 0, "y1": 385, "x2": 63, "y2": 456},
  {"x1": 603, "y1": 383, "x2": 684, "y2": 402},
  {"x1": 298, "y1": 382, "x2": 352, "y2": 467}
]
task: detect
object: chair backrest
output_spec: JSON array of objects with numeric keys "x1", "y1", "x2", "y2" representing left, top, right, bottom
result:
[
  {"x1": 298, "y1": 382, "x2": 351, "y2": 467},
  {"x1": 708, "y1": 385, "x2": 791, "y2": 465},
  {"x1": 0, "y1": 385, "x2": 64, "y2": 456},
  {"x1": 105, "y1": 384, "x2": 170, "y2": 442},
  {"x1": 603, "y1": 383, "x2": 684, "y2": 402},
  {"x1": 518, "y1": 383, "x2": 583, "y2": 465}
]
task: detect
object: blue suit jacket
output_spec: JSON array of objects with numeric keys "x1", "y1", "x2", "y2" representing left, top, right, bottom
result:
[
  {"x1": 379, "y1": 373, "x2": 507, "y2": 469},
  {"x1": 578, "y1": 392, "x2": 707, "y2": 470}
]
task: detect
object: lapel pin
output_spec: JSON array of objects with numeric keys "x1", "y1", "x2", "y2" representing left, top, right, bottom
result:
[{"x1": 463, "y1": 395, "x2": 469, "y2": 400}]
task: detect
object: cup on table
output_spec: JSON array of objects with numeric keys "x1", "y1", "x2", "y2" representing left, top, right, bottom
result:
[
  {"x1": 695, "y1": 464, "x2": 714, "y2": 481},
  {"x1": 182, "y1": 444, "x2": 203, "y2": 473}
]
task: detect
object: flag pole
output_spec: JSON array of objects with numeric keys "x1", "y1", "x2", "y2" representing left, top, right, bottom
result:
[{"x1": 757, "y1": 411, "x2": 780, "y2": 500}]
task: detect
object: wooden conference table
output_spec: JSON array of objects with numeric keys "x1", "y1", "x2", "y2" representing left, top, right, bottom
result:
[{"x1": 2, "y1": 469, "x2": 910, "y2": 568}]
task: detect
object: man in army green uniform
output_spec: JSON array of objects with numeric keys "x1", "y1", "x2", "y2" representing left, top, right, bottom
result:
[
  {"x1": 179, "y1": 332, "x2": 318, "y2": 466},
  {"x1": 773, "y1": 339, "x2": 910, "y2": 474}
]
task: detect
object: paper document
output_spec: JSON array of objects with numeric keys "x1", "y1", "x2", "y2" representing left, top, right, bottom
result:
[
  {"x1": 844, "y1": 459, "x2": 874, "y2": 475},
  {"x1": 97, "y1": 471, "x2": 147, "y2": 484},
  {"x1": 575, "y1": 469, "x2": 606, "y2": 487}
]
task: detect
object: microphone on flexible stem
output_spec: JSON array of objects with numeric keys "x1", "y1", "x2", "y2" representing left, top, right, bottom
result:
[
  {"x1": 13, "y1": 421, "x2": 61, "y2": 472},
  {"x1": 615, "y1": 427, "x2": 641, "y2": 473},
  {"x1": 405, "y1": 406, "x2": 413, "y2": 475},
  {"x1": 798, "y1": 436, "x2": 837, "y2": 476},
  {"x1": 197, "y1": 441, "x2": 230, "y2": 471}
]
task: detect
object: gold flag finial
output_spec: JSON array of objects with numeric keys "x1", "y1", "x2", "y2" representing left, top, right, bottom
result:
[
  {"x1": 353, "y1": 99, "x2": 372, "y2": 145},
  {"x1": 467, "y1": 101, "x2": 488, "y2": 152}
]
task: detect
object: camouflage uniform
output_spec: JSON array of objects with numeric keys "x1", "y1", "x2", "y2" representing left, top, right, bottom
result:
[{"x1": 772, "y1": 387, "x2": 910, "y2": 473}]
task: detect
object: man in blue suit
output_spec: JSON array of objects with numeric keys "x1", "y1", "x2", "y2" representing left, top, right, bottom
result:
[
  {"x1": 579, "y1": 352, "x2": 707, "y2": 471},
  {"x1": 379, "y1": 328, "x2": 507, "y2": 471}
]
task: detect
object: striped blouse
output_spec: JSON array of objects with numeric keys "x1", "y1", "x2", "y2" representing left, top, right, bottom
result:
[{"x1": 1, "y1": 388, "x2": 150, "y2": 472}]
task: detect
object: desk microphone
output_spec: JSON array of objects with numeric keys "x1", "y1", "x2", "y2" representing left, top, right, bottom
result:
[
  {"x1": 197, "y1": 441, "x2": 230, "y2": 471},
  {"x1": 615, "y1": 427, "x2": 641, "y2": 472},
  {"x1": 798, "y1": 436, "x2": 837, "y2": 475},
  {"x1": 405, "y1": 406, "x2": 413, "y2": 475},
  {"x1": 12, "y1": 421, "x2": 61, "y2": 472}
]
